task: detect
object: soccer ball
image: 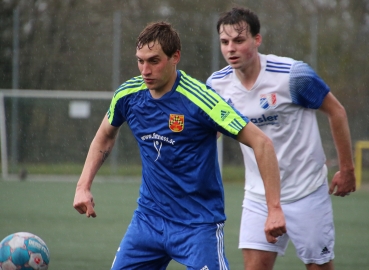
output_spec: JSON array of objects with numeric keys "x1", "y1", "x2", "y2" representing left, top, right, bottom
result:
[{"x1": 0, "y1": 232, "x2": 50, "y2": 270}]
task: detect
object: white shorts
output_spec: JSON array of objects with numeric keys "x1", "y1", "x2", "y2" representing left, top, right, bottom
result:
[{"x1": 239, "y1": 180, "x2": 335, "y2": 265}]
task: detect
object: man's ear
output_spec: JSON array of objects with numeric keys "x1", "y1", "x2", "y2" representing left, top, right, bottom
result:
[
  {"x1": 255, "y1": 34, "x2": 262, "y2": 48},
  {"x1": 172, "y1": 50, "x2": 181, "y2": 65}
]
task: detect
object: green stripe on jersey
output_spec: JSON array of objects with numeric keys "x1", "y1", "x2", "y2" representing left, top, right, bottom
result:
[
  {"x1": 108, "y1": 76, "x2": 146, "y2": 123},
  {"x1": 177, "y1": 71, "x2": 247, "y2": 135}
]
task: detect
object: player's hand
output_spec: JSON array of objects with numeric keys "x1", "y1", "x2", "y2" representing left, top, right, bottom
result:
[
  {"x1": 73, "y1": 187, "x2": 97, "y2": 218},
  {"x1": 329, "y1": 170, "x2": 356, "y2": 197},
  {"x1": 264, "y1": 208, "x2": 286, "y2": 244}
]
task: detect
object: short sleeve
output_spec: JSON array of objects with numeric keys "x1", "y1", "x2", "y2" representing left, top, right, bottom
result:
[
  {"x1": 289, "y1": 62, "x2": 330, "y2": 109},
  {"x1": 107, "y1": 95, "x2": 125, "y2": 127}
]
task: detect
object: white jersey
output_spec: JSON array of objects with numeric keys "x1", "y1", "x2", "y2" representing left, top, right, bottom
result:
[{"x1": 207, "y1": 53, "x2": 330, "y2": 204}]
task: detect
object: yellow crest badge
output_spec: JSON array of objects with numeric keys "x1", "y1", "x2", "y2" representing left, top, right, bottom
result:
[{"x1": 169, "y1": 114, "x2": 184, "y2": 132}]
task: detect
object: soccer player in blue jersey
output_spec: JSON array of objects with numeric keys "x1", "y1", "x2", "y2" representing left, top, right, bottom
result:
[
  {"x1": 207, "y1": 7, "x2": 356, "y2": 270},
  {"x1": 73, "y1": 21, "x2": 286, "y2": 269}
]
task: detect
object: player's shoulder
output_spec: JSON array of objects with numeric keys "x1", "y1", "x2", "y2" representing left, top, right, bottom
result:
[
  {"x1": 264, "y1": 54, "x2": 313, "y2": 75},
  {"x1": 177, "y1": 70, "x2": 225, "y2": 105},
  {"x1": 209, "y1": 65, "x2": 233, "y2": 80},
  {"x1": 265, "y1": 53, "x2": 296, "y2": 64},
  {"x1": 208, "y1": 66, "x2": 233, "y2": 82},
  {"x1": 178, "y1": 70, "x2": 207, "y2": 87},
  {"x1": 262, "y1": 54, "x2": 297, "y2": 75},
  {"x1": 178, "y1": 70, "x2": 220, "y2": 96},
  {"x1": 206, "y1": 65, "x2": 233, "y2": 88},
  {"x1": 113, "y1": 75, "x2": 147, "y2": 100}
]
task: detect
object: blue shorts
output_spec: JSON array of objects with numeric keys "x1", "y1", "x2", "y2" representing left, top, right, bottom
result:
[{"x1": 111, "y1": 210, "x2": 229, "y2": 270}]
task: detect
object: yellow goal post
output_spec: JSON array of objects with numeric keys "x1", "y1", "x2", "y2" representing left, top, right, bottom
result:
[{"x1": 354, "y1": 140, "x2": 369, "y2": 189}]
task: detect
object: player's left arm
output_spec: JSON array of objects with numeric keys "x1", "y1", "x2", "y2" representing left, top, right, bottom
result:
[
  {"x1": 319, "y1": 92, "x2": 356, "y2": 196},
  {"x1": 237, "y1": 123, "x2": 287, "y2": 243}
]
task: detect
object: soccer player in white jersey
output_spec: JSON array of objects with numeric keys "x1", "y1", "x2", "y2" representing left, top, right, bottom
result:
[
  {"x1": 207, "y1": 7, "x2": 356, "y2": 270},
  {"x1": 73, "y1": 21, "x2": 286, "y2": 269}
]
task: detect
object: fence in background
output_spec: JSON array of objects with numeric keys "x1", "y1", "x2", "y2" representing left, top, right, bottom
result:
[{"x1": 0, "y1": 89, "x2": 366, "y2": 190}]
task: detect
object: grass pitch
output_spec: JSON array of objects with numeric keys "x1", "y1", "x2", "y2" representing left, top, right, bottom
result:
[{"x1": 0, "y1": 178, "x2": 368, "y2": 269}]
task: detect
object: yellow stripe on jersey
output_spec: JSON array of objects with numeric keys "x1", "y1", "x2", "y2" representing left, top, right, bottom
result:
[
  {"x1": 177, "y1": 71, "x2": 247, "y2": 135},
  {"x1": 107, "y1": 76, "x2": 146, "y2": 123}
]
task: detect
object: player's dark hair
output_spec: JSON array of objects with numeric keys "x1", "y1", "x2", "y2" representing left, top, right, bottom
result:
[
  {"x1": 217, "y1": 7, "x2": 260, "y2": 37},
  {"x1": 136, "y1": 21, "x2": 181, "y2": 57}
]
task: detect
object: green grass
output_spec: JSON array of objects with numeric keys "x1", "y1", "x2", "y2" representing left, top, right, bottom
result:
[
  {"x1": 4, "y1": 163, "x2": 369, "y2": 185},
  {"x1": 0, "y1": 179, "x2": 368, "y2": 269},
  {"x1": 3, "y1": 163, "x2": 143, "y2": 176}
]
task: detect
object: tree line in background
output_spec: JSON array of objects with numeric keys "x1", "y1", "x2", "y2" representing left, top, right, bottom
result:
[{"x1": 0, "y1": 0, "x2": 369, "y2": 166}]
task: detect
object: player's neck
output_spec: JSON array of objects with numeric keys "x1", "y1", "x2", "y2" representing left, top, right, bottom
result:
[
  {"x1": 234, "y1": 54, "x2": 261, "y2": 91},
  {"x1": 149, "y1": 70, "x2": 177, "y2": 99}
]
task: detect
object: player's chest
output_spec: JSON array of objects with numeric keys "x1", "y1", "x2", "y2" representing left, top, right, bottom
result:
[
  {"x1": 223, "y1": 85, "x2": 294, "y2": 127},
  {"x1": 126, "y1": 98, "x2": 199, "y2": 135}
]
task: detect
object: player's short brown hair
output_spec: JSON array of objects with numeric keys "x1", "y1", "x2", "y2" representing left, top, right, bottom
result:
[
  {"x1": 217, "y1": 7, "x2": 260, "y2": 37},
  {"x1": 136, "y1": 21, "x2": 181, "y2": 57}
]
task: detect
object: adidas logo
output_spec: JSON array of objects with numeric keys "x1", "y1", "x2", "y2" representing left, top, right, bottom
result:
[
  {"x1": 320, "y1": 246, "x2": 330, "y2": 255},
  {"x1": 221, "y1": 110, "x2": 230, "y2": 121},
  {"x1": 200, "y1": 266, "x2": 209, "y2": 270}
]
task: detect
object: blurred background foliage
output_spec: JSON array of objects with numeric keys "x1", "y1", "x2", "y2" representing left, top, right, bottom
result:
[{"x1": 0, "y1": 0, "x2": 369, "y2": 173}]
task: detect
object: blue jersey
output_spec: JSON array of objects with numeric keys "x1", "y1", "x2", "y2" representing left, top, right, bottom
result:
[{"x1": 108, "y1": 70, "x2": 249, "y2": 224}]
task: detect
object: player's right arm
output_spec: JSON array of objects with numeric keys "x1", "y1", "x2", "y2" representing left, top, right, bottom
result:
[{"x1": 73, "y1": 114, "x2": 120, "y2": 218}]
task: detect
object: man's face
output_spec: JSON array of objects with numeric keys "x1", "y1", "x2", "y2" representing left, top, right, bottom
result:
[
  {"x1": 219, "y1": 22, "x2": 261, "y2": 70},
  {"x1": 136, "y1": 41, "x2": 179, "y2": 94}
]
